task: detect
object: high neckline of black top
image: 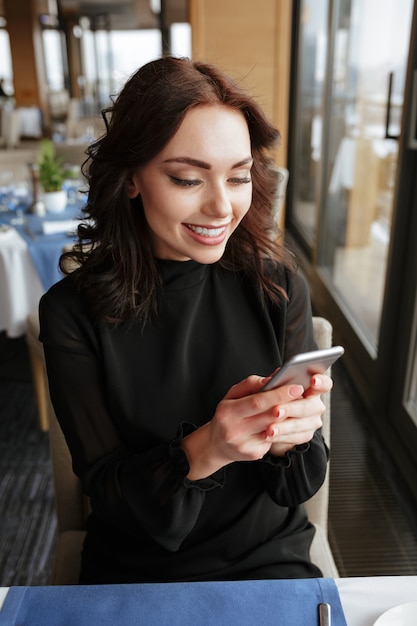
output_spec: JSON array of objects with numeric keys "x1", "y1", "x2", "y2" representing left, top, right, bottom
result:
[{"x1": 155, "y1": 258, "x2": 211, "y2": 290}]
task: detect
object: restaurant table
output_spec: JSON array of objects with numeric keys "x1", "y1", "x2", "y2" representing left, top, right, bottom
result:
[
  {"x1": 0, "y1": 578, "x2": 346, "y2": 625},
  {"x1": 338, "y1": 576, "x2": 417, "y2": 625},
  {"x1": 0, "y1": 204, "x2": 82, "y2": 337},
  {"x1": 329, "y1": 136, "x2": 398, "y2": 195},
  {"x1": 0, "y1": 577, "x2": 416, "y2": 626}
]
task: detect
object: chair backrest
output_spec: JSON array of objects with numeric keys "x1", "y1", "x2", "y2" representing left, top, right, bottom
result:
[
  {"x1": 273, "y1": 165, "x2": 289, "y2": 219},
  {"x1": 305, "y1": 316, "x2": 333, "y2": 533},
  {"x1": 47, "y1": 395, "x2": 89, "y2": 533}
]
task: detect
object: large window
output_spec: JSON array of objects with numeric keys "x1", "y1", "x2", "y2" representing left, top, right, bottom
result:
[
  {"x1": 109, "y1": 30, "x2": 162, "y2": 92},
  {"x1": 289, "y1": 0, "x2": 417, "y2": 504},
  {"x1": 79, "y1": 24, "x2": 162, "y2": 109},
  {"x1": 0, "y1": 20, "x2": 13, "y2": 96},
  {"x1": 42, "y1": 27, "x2": 66, "y2": 91},
  {"x1": 78, "y1": 19, "x2": 191, "y2": 111},
  {"x1": 289, "y1": 0, "x2": 413, "y2": 354},
  {"x1": 170, "y1": 22, "x2": 191, "y2": 58}
]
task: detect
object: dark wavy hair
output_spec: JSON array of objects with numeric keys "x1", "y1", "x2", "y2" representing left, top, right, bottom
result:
[{"x1": 62, "y1": 56, "x2": 295, "y2": 325}]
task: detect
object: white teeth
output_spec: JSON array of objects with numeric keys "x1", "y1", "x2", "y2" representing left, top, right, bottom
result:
[{"x1": 187, "y1": 225, "x2": 225, "y2": 237}]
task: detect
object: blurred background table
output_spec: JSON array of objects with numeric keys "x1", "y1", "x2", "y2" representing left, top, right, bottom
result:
[{"x1": 0, "y1": 203, "x2": 82, "y2": 337}]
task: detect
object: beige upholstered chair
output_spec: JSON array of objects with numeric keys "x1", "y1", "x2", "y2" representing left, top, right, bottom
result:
[
  {"x1": 31, "y1": 315, "x2": 338, "y2": 583},
  {"x1": 47, "y1": 394, "x2": 89, "y2": 585},
  {"x1": 0, "y1": 108, "x2": 21, "y2": 148},
  {"x1": 26, "y1": 310, "x2": 49, "y2": 431},
  {"x1": 25, "y1": 308, "x2": 88, "y2": 581},
  {"x1": 273, "y1": 165, "x2": 289, "y2": 219},
  {"x1": 306, "y1": 316, "x2": 340, "y2": 577}
]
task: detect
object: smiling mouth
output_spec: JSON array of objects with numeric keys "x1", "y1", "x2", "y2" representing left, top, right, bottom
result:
[{"x1": 185, "y1": 224, "x2": 227, "y2": 238}]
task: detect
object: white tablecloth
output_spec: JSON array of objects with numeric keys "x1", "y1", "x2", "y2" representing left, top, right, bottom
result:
[
  {"x1": 0, "y1": 226, "x2": 44, "y2": 337},
  {"x1": 0, "y1": 590, "x2": 7, "y2": 611},
  {"x1": 336, "y1": 576, "x2": 417, "y2": 625}
]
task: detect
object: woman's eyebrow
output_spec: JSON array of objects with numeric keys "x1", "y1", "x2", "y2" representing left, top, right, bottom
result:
[
  {"x1": 163, "y1": 156, "x2": 253, "y2": 170},
  {"x1": 233, "y1": 156, "x2": 253, "y2": 168}
]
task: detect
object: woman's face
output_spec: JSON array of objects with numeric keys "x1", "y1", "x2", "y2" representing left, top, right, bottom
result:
[{"x1": 128, "y1": 105, "x2": 253, "y2": 262}]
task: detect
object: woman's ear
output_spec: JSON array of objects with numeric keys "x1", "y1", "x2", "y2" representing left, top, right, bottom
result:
[{"x1": 127, "y1": 173, "x2": 141, "y2": 199}]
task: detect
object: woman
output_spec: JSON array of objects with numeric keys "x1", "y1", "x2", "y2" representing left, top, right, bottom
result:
[{"x1": 39, "y1": 56, "x2": 332, "y2": 584}]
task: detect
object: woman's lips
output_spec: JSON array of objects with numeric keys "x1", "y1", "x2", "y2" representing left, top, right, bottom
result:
[{"x1": 184, "y1": 223, "x2": 229, "y2": 245}]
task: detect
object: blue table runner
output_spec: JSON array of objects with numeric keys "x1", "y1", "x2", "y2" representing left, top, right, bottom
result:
[
  {"x1": 0, "y1": 204, "x2": 83, "y2": 290},
  {"x1": 0, "y1": 578, "x2": 347, "y2": 625}
]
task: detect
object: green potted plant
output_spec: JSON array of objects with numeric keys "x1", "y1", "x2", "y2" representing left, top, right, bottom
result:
[{"x1": 37, "y1": 139, "x2": 67, "y2": 213}]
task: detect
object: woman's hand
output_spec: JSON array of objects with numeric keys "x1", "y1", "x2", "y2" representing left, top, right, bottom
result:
[
  {"x1": 180, "y1": 373, "x2": 333, "y2": 480},
  {"x1": 265, "y1": 374, "x2": 332, "y2": 457}
]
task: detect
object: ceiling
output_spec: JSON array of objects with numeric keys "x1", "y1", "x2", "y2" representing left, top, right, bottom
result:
[{"x1": 59, "y1": 0, "x2": 188, "y2": 29}]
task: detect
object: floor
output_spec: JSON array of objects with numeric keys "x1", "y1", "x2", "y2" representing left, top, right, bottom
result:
[
  {"x1": 1, "y1": 332, "x2": 417, "y2": 585},
  {"x1": 0, "y1": 334, "x2": 56, "y2": 586},
  {"x1": 328, "y1": 364, "x2": 417, "y2": 576}
]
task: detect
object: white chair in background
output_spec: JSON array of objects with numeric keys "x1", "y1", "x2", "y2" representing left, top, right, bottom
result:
[{"x1": 0, "y1": 108, "x2": 21, "y2": 148}]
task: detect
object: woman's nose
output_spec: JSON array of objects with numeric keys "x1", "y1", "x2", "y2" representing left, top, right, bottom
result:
[{"x1": 203, "y1": 183, "x2": 232, "y2": 217}]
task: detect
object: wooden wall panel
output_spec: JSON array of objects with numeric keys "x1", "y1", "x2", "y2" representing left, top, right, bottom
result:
[
  {"x1": 4, "y1": 0, "x2": 47, "y2": 113},
  {"x1": 189, "y1": 0, "x2": 292, "y2": 170}
]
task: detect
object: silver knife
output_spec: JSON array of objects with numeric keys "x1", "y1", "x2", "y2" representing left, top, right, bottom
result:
[{"x1": 319, "y1": 602, "x2": 331, "y2": 626}]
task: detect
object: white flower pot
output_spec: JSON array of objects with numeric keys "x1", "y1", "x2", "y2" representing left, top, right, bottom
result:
[{"x1": 43, "y1": 189, "x2": 67, "y2": 214}]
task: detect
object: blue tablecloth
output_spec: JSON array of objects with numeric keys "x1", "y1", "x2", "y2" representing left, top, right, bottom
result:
[
  {"x1": 0, "y1": 578, "x2": 347, "y2": 625},
  {"x1": 0, "y1": 204, "x2": 83, "y2": 290}
]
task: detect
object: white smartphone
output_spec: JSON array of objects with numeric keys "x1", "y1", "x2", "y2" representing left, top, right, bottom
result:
[{"x1": 261, "y1": 345, "x2": 344, "y2": 391}]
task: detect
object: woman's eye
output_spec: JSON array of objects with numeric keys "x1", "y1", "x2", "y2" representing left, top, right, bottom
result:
[
  {"x1": 169, "y1": 176, "x2": 201, "y2": 187},
  {"x1": 229, "y1": 177, "x2": 252, "y2": 185}
]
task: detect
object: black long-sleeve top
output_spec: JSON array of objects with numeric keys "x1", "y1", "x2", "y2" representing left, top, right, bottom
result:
[{"x1": 39, "y1": 259, "x2": 329, "y2": 583}]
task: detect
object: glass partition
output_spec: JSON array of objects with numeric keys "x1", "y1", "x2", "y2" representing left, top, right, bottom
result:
[
  {"x1": 291, "y1": 0, "x2": 329, "y2": 245},
  {"x1": 291, "y1": 0, "x2": 413, "y2": 355},
  {"x1": 318, "y1": 0, "x2": 413, "y2": 352}
]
